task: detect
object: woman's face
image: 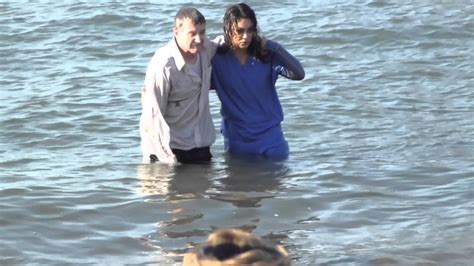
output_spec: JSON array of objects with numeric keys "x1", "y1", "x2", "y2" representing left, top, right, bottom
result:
[{"x1": 230, "y1": 18, "x2": 255, "y2": 50}]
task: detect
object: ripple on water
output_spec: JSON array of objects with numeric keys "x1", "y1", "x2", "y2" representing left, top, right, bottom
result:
[{"x1": 1, "y1": 1, "x2": 473, "y2": 265}]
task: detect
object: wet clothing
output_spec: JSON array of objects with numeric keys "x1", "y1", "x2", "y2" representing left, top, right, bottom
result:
[
  {"x1": 211, "y1": 40, "x2": 305, "y2": 159},
  {"x1": 140, "y1": 37, "x2": 218, "y2": 164}
]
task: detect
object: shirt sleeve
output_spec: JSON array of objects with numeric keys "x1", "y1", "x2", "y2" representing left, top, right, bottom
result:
[
  {"x1": 266, "y1": 39, "x2": 305, "y2": 81},
  {"x1": 144, "y1": 56, "x2": 169, "y2": 115},
  {"x1": 140, "y1": 55, "x2": 176, "y2": 164}
]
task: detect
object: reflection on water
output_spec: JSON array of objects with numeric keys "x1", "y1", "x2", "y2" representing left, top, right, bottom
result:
[
  {"x1": 136, "y1": 163, "x2": 216, "y2": 262},
  {"x1": 136, "y1": 163, "x2": 173, "y2": 196},
  {"x1": 210, "y1": 155, "x2": 290, "y2": 208},
  {"x1": 135, "y1": 158, "x2": 292, "y2": 262},
  {"x1": 137, "y1": 156, "x2": 289, "y2": 205},
  {"x1": 136, "y1": 163, "x2": 213, "y2": 199}
]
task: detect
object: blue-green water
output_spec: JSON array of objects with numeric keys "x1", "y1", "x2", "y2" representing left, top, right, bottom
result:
[{"x1": 1, "y1": 1, "x2": 473, "y2": 265}]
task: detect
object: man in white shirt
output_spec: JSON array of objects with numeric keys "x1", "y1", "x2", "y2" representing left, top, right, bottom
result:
[{"x1": 140, "y1": 7, "x2": 218, "y2": 164}]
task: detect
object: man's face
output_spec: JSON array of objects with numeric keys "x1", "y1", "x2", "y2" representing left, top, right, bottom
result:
[{"x1": 174, "y1": 18, "x2": 206, "y2": 56}]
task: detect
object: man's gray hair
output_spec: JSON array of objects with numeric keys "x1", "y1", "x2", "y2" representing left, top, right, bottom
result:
[{"x1": 174, "y1": 7, "x2": 206, "y2": 27}]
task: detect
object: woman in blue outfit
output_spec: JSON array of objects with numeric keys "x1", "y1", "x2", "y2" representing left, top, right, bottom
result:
[{"x1": 211, "y1": 3, "x2": 305, "y2": 160}]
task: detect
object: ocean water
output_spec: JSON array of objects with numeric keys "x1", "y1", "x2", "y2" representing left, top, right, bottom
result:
[{"x1": 1, "y1": 1, "x2": 473, "y2": 265}]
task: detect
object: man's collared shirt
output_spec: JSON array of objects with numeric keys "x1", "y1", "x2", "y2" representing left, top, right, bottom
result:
[{"x1": 140, "y1": 37, "x2": 217, "y2": 163}]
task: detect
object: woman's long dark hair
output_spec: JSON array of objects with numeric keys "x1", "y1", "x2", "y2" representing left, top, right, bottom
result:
[{"x1": 217, "y1": 3, "x2": 268, "y2": 62}]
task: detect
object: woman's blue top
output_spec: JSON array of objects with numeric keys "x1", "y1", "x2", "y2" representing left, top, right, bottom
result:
[{"x1": 211, "y1": 40, "x2": 304, "y2": 158}]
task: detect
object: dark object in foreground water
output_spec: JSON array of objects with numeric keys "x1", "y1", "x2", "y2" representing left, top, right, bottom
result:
[{"x1": 182, "y1": 229, "x2": 291, "y2": 265}]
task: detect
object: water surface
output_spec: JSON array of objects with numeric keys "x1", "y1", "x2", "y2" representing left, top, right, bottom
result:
[{"x1": 1, "y1": 1, "x2": 473, "y2": 265}]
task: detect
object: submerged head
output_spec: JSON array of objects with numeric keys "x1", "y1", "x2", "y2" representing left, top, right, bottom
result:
[{"x1": 182, "y1": 229, "x2": 291, "y2": 266}]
